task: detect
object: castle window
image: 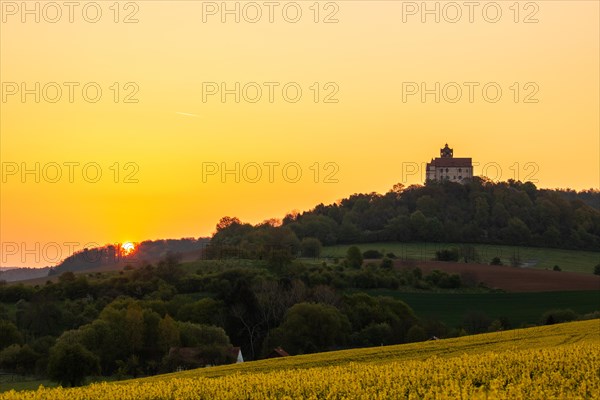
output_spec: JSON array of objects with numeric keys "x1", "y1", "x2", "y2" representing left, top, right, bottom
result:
[
  {"x1": 445, "y1": 168, "x2": 449, "y2": 173},
  {"x1": 458, "y1": 168, "x2": 462, "y2": 172}
]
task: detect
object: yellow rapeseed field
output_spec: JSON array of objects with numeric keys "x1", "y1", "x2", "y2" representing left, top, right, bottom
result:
[{"x1": 2, "y1": 320, "x2": 599, "y2": 399}]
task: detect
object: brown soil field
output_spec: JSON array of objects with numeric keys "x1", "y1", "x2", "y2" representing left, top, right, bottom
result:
[{"x1": 395, "y1": 260, "x2": 600, "y2": 292}]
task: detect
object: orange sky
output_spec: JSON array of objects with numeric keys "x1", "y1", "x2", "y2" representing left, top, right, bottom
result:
[{"x1": 1, "y1": 1, "x2": 599, "y2": 267}]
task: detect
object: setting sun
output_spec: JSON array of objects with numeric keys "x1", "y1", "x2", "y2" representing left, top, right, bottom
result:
[{"x1": 122, "y1": 242, "x2": 136, "y2": 255}]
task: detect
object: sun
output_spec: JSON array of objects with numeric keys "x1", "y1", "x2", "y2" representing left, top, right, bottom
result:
[{"x1": 122, "y1": 242, "x2": 136, "y2": 255}]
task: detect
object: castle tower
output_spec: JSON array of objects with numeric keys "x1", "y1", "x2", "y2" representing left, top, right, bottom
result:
[{"x1": 440, "y1": 143, "x2": 453, "y2": 158}]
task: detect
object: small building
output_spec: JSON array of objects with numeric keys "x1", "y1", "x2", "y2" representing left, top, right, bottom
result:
[
  {"x1": 426, "y1": 144, "x2": 473, "y2": 183},
  {"x1": 266, "y1": 347, "x2": 290, "y2": 358},
  {"x1": 229, "y1": 347, "x2": 244, "y2": 363}
]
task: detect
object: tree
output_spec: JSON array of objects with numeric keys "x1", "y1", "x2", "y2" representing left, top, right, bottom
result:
[
  {"x1": 47, "y1": 342, "x2": 100, "y2": 387},
  {"x1": 504, "y1": 217, "x2": 531, "y2": 245},
  {"x1": 410, "y1": 211, "x2": 428, "y2": 240},
  {"x1": 158, "y1": 314, "x2": 180, "y2": 352},
  {"x1": 462, "y1": 311, "x2": 492, "y2": 334},
  {"x1": 177, "y1": 323, "x2": 232, "y2": 365},
  {"x1": 540, "y1": 309, "x2": 577, "y2": 325},
  {"x1": 301, "y1": 238, "x2": 322, "y2": 258},
  {"x1": 177, "y1": 298, "x2": 225, "y2": 326},
  {"x1": 594, "y1": 264, "x2": 600, "y2": 275},
  {"x1": 270, "y1": 303, "x2": 350, "y2": 355},
  {"x1": 406, "y1": 325, "x2": 427, "y2": 342},
  {"x1": 0, "y1": 344, "x2": 38, "y2": 374},
  {"x1": 351, "y1": 323, "x2": 393, "y2": 347},
  {"x1": 346, "y1": 246, "x2": 363, "y2": 269},
  {"x1": 216, "y1": 216, "x2": 242, "y2": 232},
  {"x1": 125, "y1": 303, "x2": 145, "y2": 353},
  {"x1": 0, "y1": 320, "x2": 23, "y2": 350}
]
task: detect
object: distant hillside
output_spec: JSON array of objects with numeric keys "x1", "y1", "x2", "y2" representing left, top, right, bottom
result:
[
  {"x1": 0, "y1": 267, "x2": 51, "y2": 282},
  {"x1": 50, "y1": 238, "x2": 210, "y2": 275}
]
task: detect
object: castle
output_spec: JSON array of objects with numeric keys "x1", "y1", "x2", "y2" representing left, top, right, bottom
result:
[{"x1": 425, "y1": 144, "x2": 473, "y2": 183}]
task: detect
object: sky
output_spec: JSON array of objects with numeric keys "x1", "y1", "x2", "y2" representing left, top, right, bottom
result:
[{"x1": 1, "y1": 1, "x2": 599, "y2": 267}]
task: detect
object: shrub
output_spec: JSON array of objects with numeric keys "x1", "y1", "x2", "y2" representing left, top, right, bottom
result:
[
  {"x1": 540, "y1": 309, "x2": 578, "y2": 325},
  {"x1": 301, "y1": 238, "x2": 323, "y2": 258},
  {"x1": 406, "y1": 325, "x2": 427, "y2": 343},
  {"x1": 346, "y1": 246, "x2": 363, "y2": 269},
  {"x1": 462, "y1": 311, "x2": 492, "y2": 334},
  {"x1": 380, "y1": 258, "x2": 393, "y2": 270},
  {"x1": 490, "y1": 257, "x2": 502, "y2": 265},
  {"x1": 553, "y1": 265, "x2": 561, "y2": 271},
  {"x1": 362, "y1": 249, "x2": 383, "y2": 259},
  {"x1": 435, "y1": 248, "x2": 459, "y2": 262}
]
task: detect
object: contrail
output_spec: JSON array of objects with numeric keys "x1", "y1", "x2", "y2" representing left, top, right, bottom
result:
[{"x1": 176, "y1": 111, "x2": 201, "y2": 118}]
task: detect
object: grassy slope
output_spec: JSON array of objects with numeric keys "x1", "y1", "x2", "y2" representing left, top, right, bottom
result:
[
  {"x1": 0, "y1": 378, "x2": 57, "y2": 393},
  {"x1": 358, "y1": 289, "x2": 600, "y2": 327},
  {"x1": 132, "y1": 319, "x2": 600, "y2": 383},
  {"x1": 322, "y1": 242, "x2": 600, "y2": 273}
]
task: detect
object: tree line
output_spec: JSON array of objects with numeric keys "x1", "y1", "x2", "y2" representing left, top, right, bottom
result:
[{"x1": 211, "y1": 178, "x2": 599, "y2": 254}]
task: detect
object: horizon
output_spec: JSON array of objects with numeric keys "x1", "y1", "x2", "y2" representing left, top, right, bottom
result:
[
  {"x1": 2, "y1": 1, "x2": 599, "y2": 268},
  {"x1": 2, "y1": 179, "x2": 598, "y2": 269}
]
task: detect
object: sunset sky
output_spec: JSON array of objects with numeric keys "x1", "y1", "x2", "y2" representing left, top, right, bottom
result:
[{"x1": 1, "y1": 1, "x2": 598, "y2": 267}]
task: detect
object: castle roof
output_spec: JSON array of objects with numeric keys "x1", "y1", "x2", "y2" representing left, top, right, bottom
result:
[{"x1": 428, "y1": 157, "x2": 472, "y2": 168}]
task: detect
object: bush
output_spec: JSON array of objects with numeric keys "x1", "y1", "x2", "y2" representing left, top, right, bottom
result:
[
  {"x1": 435, "y1": 248, "x2": 459, "y2": 262},
  {"x1": 425, "y1": 270, "x2": 461, "y2": 289},
  {"x1": 380, "y1": 258, "x2": 393, "y2": 270},
  {"x1": 385, "y1": 253, "x2": 397, "y2": 259},
  {"x1": 490, "y1": 257, "x2": 502, "y2": 265},
  {"x1": 362, "y1": 249, "x2": 383, "y2": 259},
  {"x1": 540, "y1": 309, "x2": 578, "y2": 325},
  {"x1": 350, "y1": 323, "x2": 393, "y2": 347},
  {"x1": 0, "y1": 344, "x2": 38, "y2": 375},
  {"x1": 406, "y1": 325, "x2": 427, "y2": 343},
  {"x1": 438, "y1": 273, "x2": 461, "y2": 289},
  {"x1": 47, "y1": 342, "x2": 100, "y2": 387},
  {"x1": 462, "y1": 311, "x2": 492, "y2": 334},
  {"x1": 301, "y1": 238, "x2": 323, "y2": 258},
  {"x1": 594, "y1": 264, "x2": 600, "y2": 275},
  {"x1": 346, "y1": 246, "x2": 363, "y2": 269},
  {"x1": 553, "y1": 265, "x2": 561, "y2": 271},
  {"x1": 0, "y1": 320, "x2": 23, "y2": 350}
]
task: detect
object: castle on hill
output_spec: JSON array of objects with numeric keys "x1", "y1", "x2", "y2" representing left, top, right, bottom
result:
[{"x1": 425, "y1": 144, "x2": 473, "y2": 183}]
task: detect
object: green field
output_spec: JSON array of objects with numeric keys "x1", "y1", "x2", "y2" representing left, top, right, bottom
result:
[
  {"x1": 322, "y1": 242, "x2": 600, "y2": 273},
  {"x1": 356, "y1": 289, "x2": 600, "y2": 328},
  {"x1": 0, "y1": 377, "x2": 57, "y2": 393}
]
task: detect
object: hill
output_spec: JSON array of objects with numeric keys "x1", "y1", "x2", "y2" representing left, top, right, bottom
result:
[
  {"x1": 273, "y1": 179, "x2": 600, "y2": 251},
  {"x1": 49, "y1": 238, "x2": 210, "y2": 276},
  {"x1": 322, "y1": 242, "x2": 600, "y2": 274},
  {"x1": 2, "y1": 320, "x2": 598, "y2": 398},
  {"x1": 0, "y1": 267, "x2": 51, "y2": 282}
]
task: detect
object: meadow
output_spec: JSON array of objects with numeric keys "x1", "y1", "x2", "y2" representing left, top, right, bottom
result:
[
  {"x1": 357, "y1": 289, "x2": 600, "y2": 327},
  {"x1": 1, "y1": 320, "x2": 598, "y2": 399},
  {"x1": 322, "y1": 242, "x2": 600, "y2": 274}
]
